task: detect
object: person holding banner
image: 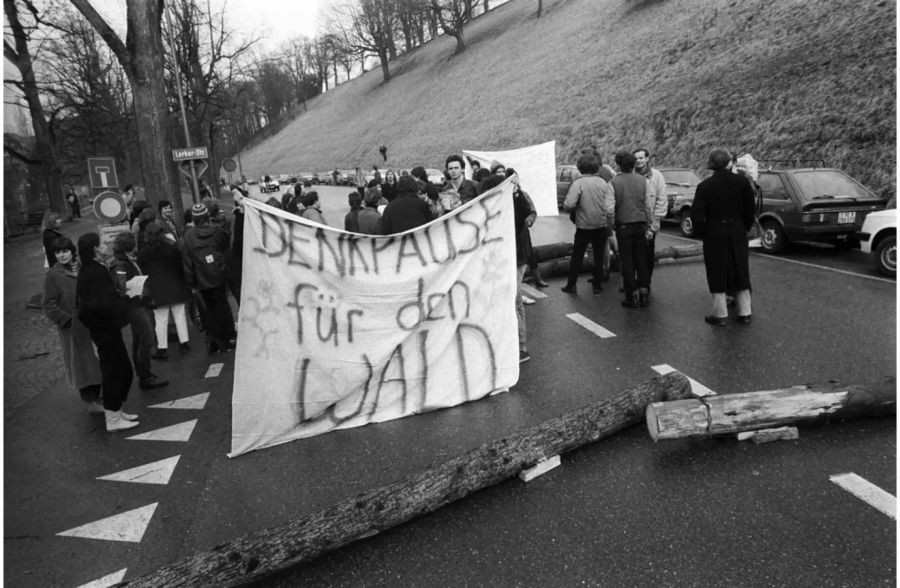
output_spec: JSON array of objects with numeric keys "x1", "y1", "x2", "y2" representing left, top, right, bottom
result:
[
  {"x1": 441, "y1": 154, "x2": 478, "y2": 207},
  {"x1": 561, "y1": 155, "x2": 615, "y2": 295}
]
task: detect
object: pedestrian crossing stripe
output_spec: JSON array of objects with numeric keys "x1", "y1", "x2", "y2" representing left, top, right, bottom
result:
[
  {"x1": 148, "y1": 393, "x2": 210, "y2": 410},
  {"x1": 76, "y1": 568, "x2": 127, "y2": 588},
  {"x1": 57, "y1": 503, "x2": 157, "y2": 543},
  {"x1": 126, "y1": 420, "x2": 197, "y2": 442},
  {"x1": 96, "y1": 455, "x2": 181, "y2": 485},
  {"x1": 205, "y1": 363, "x2": 224, "y2": 378},
  {"x1": 651, "y1": 364, "x2": 717, "y2": 397},
  {"x1": 830, "y1": 473, "x2": 897, "y2": 519},
  {"x1": 520, "y1": 284, "x2": 548, "y2": 299},
  {"x1": 566, "y1": 313, "x2": 616, "y2": 338}
]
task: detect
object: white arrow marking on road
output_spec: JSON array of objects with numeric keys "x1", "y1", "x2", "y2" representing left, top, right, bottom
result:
[
  {"x1": 76, "y1": 568, "x2": 127, "y2": 588},
  {"x1": 125, "y1": 420, "x2": 197, "y2": 442},
  {"x1": 96, "y1": 455, "x2": 181, "y2": 485},
  {"x1": 520, "y1": 284, "x2": 548, "y2": 299},
  {"x1": 566, "y1": 313, "x2": 616, "y2": 338},
  {"x1": 651, "y1": 364, "x2": 717, "y2": 397},
  {"x1": 57, "y1": 503, "x2": 157, "y2": 543},
  {"x1": 148, "y1": 392, "x2": 210, "y2": 410},
  {"x1": 205, "y1": 363, "x2": 224, "y2": 378},
  {"x1": 830, "y1": 473, "x2": 896, "y2": 519}
]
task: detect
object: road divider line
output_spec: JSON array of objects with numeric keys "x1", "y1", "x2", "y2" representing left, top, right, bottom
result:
[
  {"x1": 754, "y1": 254, "x2": 895, "y2": 284},
  {"x1": 204, "y1": 363, "x2": 224, "y2": 378},
  {"x1": 829, "y1": 473, "x2": 896, "y2": 519},
  {"x1": 651, "y1": 364, "x2": 717, "y2": 396},
  {"x1": 566, "y1": 313, "x2": 616, "y2": 338},
  {"x1": 520, "y1": 284, "x2": 548, "y2": 299}
]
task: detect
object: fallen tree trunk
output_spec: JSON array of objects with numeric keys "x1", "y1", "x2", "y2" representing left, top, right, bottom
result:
[
  {"x1": 646, "y1": 378, "x2": 896, "y2": 441},
  {"x1": 530, "y1": 241, "x2": 700, "y2": 281},
  {"x1": 655, "y1": 243, "x2": 703, "y2": 261},
  {"x1": 121, "y1": 372, "x2": 692, "y2": 587}
]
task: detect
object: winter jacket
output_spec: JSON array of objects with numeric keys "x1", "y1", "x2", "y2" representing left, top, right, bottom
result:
[
  {"x1": 76, "y1": 259, "x2": 131, "y2": 329},
  {"x1": 380, "y1": 192, "x2": 434, "y2": 235},
  {"x1": 139, "y1": 240, "x2": 192, "y2": 306},
  {"x1": 563, "y1": 175, "x2": 615, "y2": 230},
  {"x1": 181, "y1": 223, "x2": 230, "y2": 290},
  {"x1": 611, "y1": 172, "x2": 653, "y2": 226}
]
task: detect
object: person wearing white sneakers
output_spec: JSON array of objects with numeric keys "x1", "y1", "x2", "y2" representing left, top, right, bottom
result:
[{"x1": 75, "y1": 232, "x2": 140, "y2": 431}]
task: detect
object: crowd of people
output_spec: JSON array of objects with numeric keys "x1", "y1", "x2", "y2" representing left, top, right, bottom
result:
[{"x1": 42, "y1": 184, "x2": 244, "y2": 432}]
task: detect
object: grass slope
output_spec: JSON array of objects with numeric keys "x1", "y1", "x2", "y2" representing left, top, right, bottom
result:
[{"x1": 241, "y1": 0, "x2": 896, "y2": 197}]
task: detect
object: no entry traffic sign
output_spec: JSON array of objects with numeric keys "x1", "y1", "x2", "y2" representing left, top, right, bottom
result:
[{"x1": 92, "y1": 190, "x2": 129, "y2": 223}]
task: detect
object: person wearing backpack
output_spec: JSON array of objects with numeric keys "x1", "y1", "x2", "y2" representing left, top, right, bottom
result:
[{"x1": 181, "y1": 202, "x2": 235, "y2": 353}]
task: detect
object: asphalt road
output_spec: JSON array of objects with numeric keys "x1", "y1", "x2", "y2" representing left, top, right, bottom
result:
[{"x1": 4, "y1": 186, "x2": 895, "y2": 587}]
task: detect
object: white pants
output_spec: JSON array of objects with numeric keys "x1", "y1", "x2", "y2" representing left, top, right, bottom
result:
[
  {"x1": 153, "y1": 303, "x2": 189, "y2": 349},
  {"x1": 711, "y1": 290, "x2": 752, "y2": 318}
]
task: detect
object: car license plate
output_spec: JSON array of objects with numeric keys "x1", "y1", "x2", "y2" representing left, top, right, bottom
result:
[{"x1": 837, "y1": 212, "x2": 856, "y2": 224}]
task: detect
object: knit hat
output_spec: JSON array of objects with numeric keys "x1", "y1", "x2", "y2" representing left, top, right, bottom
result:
[{"x1": 191, "y1": 202, "x2": 209, "y2": 223}]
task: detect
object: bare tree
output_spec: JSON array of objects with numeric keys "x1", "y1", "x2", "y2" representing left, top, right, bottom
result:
[
  {"x1": 4, "y1": 0, "x2": 67, "y2": 216},
  {"x1": 68, "y1": 0, "x2": 179, "y2": 210},
  {"x1": 331, "y1": 0, "x2": 399, "y2": 84},
  {"x1": 430, "y1": 0, "x2": 479, "y2": 54}
]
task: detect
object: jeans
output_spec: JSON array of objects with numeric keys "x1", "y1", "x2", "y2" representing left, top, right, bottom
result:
[
  {"x1": 128, "y1": 306, "x2": 155, "y2": 380},
  {"x1": 616, "y1": 223, "x2": 650, "y2": 295},
  {"x1": 566, "y1": 227, "x2": 609, "y2": 286},
  {"x1": 89, "y1": 327, "x2": 133, "y2": 412}
]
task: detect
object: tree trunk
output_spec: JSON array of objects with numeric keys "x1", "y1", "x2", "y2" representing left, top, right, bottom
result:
[
  {"x1": 378, "y1": 50, "x2": 392, "y2": 83},
  {"x1": 451, "y1": 30, "x2": 466, "y2": 53},
  {"x1": 537, "y1": 0, "x2": 543, "y2": 18},
  {"x1": 4, "y1": 1, "x2": 67, "y2": 217},
  {"x1": 119, "y1": 372, "x2": 693, "y2": 587},
  {"x1": 646, "y1": 379, "x2": 896, "y2": 441}
]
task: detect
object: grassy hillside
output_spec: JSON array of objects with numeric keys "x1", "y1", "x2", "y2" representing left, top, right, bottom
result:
[{"x1": 240, "y1": 0, "x2": 896, "y2": 198}]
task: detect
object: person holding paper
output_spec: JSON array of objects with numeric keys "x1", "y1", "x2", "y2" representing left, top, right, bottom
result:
[{"x1": 109, "y1": 231, "x2": 169, "y2": 389}]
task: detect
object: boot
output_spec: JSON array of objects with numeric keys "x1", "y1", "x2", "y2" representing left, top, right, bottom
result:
[
  {"x1": 85, "y1": 401, "x2": 105, "y2": 415},
  {"x1": 105, "y1": 410, "x2": 139, "y2": 432},
  {"x1": 621, "y1": 292, "x2": 639, "y2": 308},
  {"x1": 121, "y1": 410, "x2": 139, "y2": 421},
  {"x1": 532, "y1": 267, "x2": 549, "y2": 288},
  {"x1": 639, "y1": 288, "x2": 650, "y2": 308}
]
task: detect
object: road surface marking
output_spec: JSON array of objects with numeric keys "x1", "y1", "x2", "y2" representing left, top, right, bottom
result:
[
  {"x1": 520, "y1": 284, "x2": 548, "y2": 299},
  {"x1": 97, "y1": 455, "x2": 181, "y2": 485},
  {"x1": 149, "y1": 392, "x2": 210, "y2": 410},
  {"x1": 755, "y1": 253, "x2": 895, "y2": 284},
  {"x1": 76, "y1": 568, "x2": 127, "y2": 588},
  {"x1": 57, "y1": 503, "x2": 158, "y2": 543},
  {"x1": 651, "y1": 364, "x2": 717, "y2": 396},
  {"x1": 126, "y1": 420, "x2": 198, "y2": 442},
  {"x1": 566, "y1": 313, "x2": 616, "y2": 338},
  {"x1": 205, "y1": 363, "x2": 224, "y2": 378},
  {"x1": 830, "y1": 473, "x2": 896, "y2": 519}
]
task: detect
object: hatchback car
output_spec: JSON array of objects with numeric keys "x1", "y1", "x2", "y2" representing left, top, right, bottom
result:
[
  {"x1": 555, "y1": 165, "x2": 579, "y2": 209},
  {"x1": 756, "y1": 167, "x2": 887, "y2": 253},
  {"x1": 657, "y1": 168, "x2": 703, "y2": 237}
]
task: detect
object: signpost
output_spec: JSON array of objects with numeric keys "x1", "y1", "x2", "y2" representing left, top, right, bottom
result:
[
  {"x1": 223, "y1": 158, "x2": 236, "y2": 185},
  {"x1": 172, "y1": 146, "x2": 208, "y2": 204}
]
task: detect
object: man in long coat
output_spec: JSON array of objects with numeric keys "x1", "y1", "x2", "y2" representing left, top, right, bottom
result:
[{"x1": 690, "y1": 148, "x2": 756, "y2": 326}]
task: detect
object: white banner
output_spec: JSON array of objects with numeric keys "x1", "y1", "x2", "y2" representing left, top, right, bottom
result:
[
  {"x1": 230, "y1": 181, "x2": 520, "y2": 457},
  {"x1": 463, "y1": 140, "x2": 557, "y2": 217}
]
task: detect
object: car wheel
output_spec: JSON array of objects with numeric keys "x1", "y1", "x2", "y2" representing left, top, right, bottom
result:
[
  {"x1": 679, "y1": 210, "x2": 695, "y2": 238},
  {"x1": 874, "y1": 235, "x2": 896, "y2": 277},
  {"x1": 760, "y1": 219, "x2": 787, "y2": 254}
]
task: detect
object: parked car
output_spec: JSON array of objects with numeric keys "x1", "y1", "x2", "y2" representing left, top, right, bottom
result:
[
  {"x1": 259, "y1": 176, "x2": 280, "y2": 193},
  {"x1": 426, "y1": 168, "x2": 445, "y2": 185},
  {"x1": 756, "y1": 166, "x2": 887, "y2": 253},
  {"x1": 857, "y1": 208, "x2": 896, "y2": 277},
  {"x1": 658, "y1": 168, "x2": 703, "y2": 237},
  {"x1": 555, "y1": 165, "x2": 578, "y2": 209},
  {"x1": 298, "y1": 172, "x2": 315, "y2": 184}
]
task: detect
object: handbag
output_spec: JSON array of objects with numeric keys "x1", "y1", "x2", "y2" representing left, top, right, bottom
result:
[{"x1": 188, "y1": 291, "x2": 206, "y2": 332}]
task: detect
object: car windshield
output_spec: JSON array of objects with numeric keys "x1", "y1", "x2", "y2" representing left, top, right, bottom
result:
[
  {"x1": 661, "y1": 170, "x2": 701, "y2": 186},
  {"x1": 792, "y1": 170, "x2": 877, "y2": 202}
]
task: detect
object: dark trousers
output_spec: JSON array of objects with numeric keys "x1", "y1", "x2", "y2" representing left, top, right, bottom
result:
[
  {"x1": 128, "y1": 306, "x2": 154, "y2": 380},
  {"x1": 201, "y1": 286, "x2": 236, "y2": 344},
  {"x1": 617, "y1": 223, "x2": 650, "y2": 295},
  {"x1": 646, "y1": 233, "x2": 656, "y2": 283},
  {"x1": 69, "y1": 202, "x2": 81, "y2": 219},
  {"x1": 89, "y1": 327, "x2": 133, "y2": 412},
  {"x1": 566, "y1": 228, "x2": 608, "y2": 286}
]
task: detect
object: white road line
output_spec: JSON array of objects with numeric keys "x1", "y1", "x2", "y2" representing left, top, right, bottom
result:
[
  {"x1": 651, "y1": 364, "x2": 717, "y2": 397},
  {"x1": 756, "y1": 254, "x2": 895, "y2": 284},
  {"x1": 520, "y1": 283, "x2": 548, "y2": 299},
  {"x1": 57, "y1": 503, "x2": 158, "y2": 543},
  {"x1": 830, "y1": 473, "x2": 897, "y2": 519},
  {"x1": 76, "y1": 568, "x2": 127, "y2": 588},
  {"x1": 204, "y1": 363, "x2": 224, "y2": 378},
  {"x1": 566, "y1": 313, "x2": 616, "y2": 338}
]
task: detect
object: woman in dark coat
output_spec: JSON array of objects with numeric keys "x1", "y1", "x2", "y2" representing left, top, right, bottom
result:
[
  {"x1": 42, "y1": 236, "x2": 103, "y2": 412},
  {"x1": 690, "y1": 148, "x2": 757, "y2": 326},
  {"x1": 139, "y1": 221, "x2": 192, "y2": 357},
  {"x1": 76, "y1": 232, "x2": 139, "y2": 432}
]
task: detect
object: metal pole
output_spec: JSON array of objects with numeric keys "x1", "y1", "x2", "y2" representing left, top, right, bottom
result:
[{"x1": 164, "y1": 0, "x2": 200, "y2": 204}]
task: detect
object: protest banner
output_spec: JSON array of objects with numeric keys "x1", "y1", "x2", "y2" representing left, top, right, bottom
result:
[
  {"x1": 463, "y1": 140, "x2": 557, "y2": 217},
  {"x1": 230, "y1": 180, "x2": 520, "y2": 457}
]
